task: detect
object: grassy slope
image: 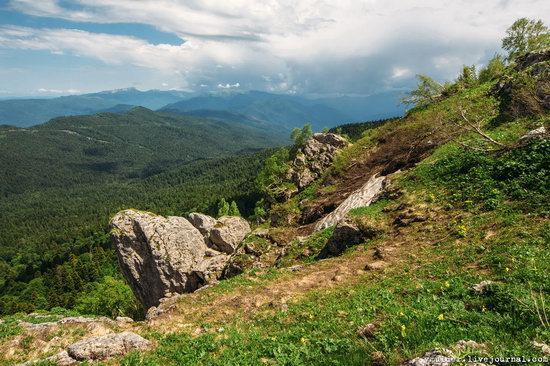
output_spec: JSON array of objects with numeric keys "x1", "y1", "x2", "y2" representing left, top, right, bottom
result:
[{"x1": 1, "y1": 81, "x2": 549, "y2": 365}]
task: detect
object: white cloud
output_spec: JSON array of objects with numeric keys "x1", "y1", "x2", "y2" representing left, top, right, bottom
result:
[
  {"x1": 391, "y1": 67, "x2": 411, "y2": 79},
  {"x1": 37, "y1": 88, "x2": 81, "y2": 94},
  {"x1": 217, "y1": 82, "x2": 240, "y2": 89},
  {"x1": 4, "y1": 0, "x2": 550, "y2": 94}
]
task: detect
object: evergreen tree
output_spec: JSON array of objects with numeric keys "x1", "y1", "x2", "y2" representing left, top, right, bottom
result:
[
  {"x1": 217, "y1": 198, "x2": 230, "y2": 217},
  {"x1": 228, "y1": 201, "x2": 241, "y2": 217}
]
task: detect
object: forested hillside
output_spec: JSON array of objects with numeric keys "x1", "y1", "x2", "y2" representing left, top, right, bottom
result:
[{"x1": 0, "y1": 107, "x2": 285, "y2": 315}]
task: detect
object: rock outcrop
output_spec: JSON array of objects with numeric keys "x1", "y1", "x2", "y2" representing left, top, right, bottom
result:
[
  {"x1": 314, "y1": 175, "x2": 386, "y2": 231},
  {"x1": 110, "y1": 210, "x2": 229, "y2": 309},
  {"x1": 289, "y1": 133, "x2": 349, "y2": 190},
  {"x1": 67, "y1": 332, "x2": 151, "y2": 361},
  {"x1": 110, "y1": 210, "x2": 252, "y2": 310}
]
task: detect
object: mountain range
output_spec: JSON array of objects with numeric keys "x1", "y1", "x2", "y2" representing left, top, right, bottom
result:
[{"x1": 0, "y1": 88, "x2": 405, "y2": 129}]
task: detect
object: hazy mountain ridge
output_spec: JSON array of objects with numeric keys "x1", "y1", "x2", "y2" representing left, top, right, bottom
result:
[
  {"x1": 0, "y1": 88, "x2": 192, "y2": 127},
  {"x1": 0, "y1": 89, "x2": 405, "y2": 129}
]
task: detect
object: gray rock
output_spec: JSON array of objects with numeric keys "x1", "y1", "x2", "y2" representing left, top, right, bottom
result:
[
  {"x1": 520, "y1": 127, "x2": 548, "y2": 141},
  {"x1": 312, "y1": 133, "x2": 349, "y2": 148},
  {"x1": 317, "y1": 219, "x2": 365, "y2": 259},
  {"x1": 188, "y1": 212, "x2": 218, "y2": 237},
  {"x1": 533, "y1": 341, "x2": 550, "y2": 355},
  {"x1": 405, "y1": 349, "x2": 455, "y2": 366},
  {"x1": 210, "y1": 216, "x2": 251, "y2": 254},
  {"x1": 472, "y1": 280, "x2": 495, "y2": 295},
  {"x1": 17, "y1": 321, "x2": 57, "y2": 332},
  {"x1": 58, "y1": 316, "x2": 114, "y2": 325},
  {"x1": 455, "y1": 340, "x2": 485, "y2": 351},
  {"x1": 68, "y1": 332, "x2": 151, "y2": 361},
  {"x1": 252, "y1": 228, "x2": 270, "y2": 238},
  {"x1": 116, "y1": 316, "x2": 134, "y2": 323},
  {"x1": 314, "y1": 175, "x2": 386, "y2": 231},
  {"x1": 110, "y1": 209, "x2": 229, "y2": 309}
]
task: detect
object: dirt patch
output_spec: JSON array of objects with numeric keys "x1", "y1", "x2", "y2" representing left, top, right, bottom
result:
[{"x1": 304, "y1": 118, "x2": 450, "y2": 224}]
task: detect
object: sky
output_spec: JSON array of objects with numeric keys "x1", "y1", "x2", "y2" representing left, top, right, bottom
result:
[{"x1": 0, "y1": 0, "x2": 549, "y2": 97}]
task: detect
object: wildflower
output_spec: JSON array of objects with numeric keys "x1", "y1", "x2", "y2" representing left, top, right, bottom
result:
[
  {"x1": 438, "y1": 314, "x2": 445, "y2": 321},
  {"x1": 444, "y1": 281, "x2": 450, "y2": 288}
]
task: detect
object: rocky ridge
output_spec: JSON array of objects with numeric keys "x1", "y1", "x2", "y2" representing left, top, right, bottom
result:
[{"x1": 288, "y1": 133, "x2": 349, "y2": 192}]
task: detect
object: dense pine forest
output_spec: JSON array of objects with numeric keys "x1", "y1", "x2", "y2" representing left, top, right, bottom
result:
[{"x1": 0, "y1": 108, "x2": 285, "y2": 316}]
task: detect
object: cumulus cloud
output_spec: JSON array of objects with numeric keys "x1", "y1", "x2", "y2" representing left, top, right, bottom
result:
[{"x1": 3, "y1": 0, "x2": 550, "y2": 94}]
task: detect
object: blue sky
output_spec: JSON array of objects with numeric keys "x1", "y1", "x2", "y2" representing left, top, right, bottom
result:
[{"x1": 0, "y1": 0, "x2": 548, "y2": 97}]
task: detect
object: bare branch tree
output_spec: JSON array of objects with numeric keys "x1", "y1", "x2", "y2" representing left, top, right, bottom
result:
[{"x1": 447, "y1": 106, "x2": 509, "y2": 152}]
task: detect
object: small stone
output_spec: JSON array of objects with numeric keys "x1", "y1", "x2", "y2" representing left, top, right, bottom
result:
[
  {"x1": 455, "y1": 340, "x2": 485, "y2": 351},
  {"x1": 364, "y1": 261, "x2": 386, "y2": 271},
  {"x1": 357, "y1": 323, "x2": 378, "y2": 338},
  {"x1": 332, "y1": 275, "x2": 344, "y2": 282},
  {"x1": 472, "y1": 280, "x2": 495, "y2": 295},
  {"x1": 520, "y1": 127, "x2": 548, "y2": 141},
  {"x1": 115, "y1": 316, "x2": 133, "y2": 323},
  {"x1": 252, "y1": 228, "x2": 270, "y2": 238},
  {"x1": 285, "y1": 265, "x2": 304, "y2": 272},
  {"x1": 371, "y1": 351, "x2": 385, "y2": 365},
  {"x1": 405, "y1": 349, "x2": 455, "y2": 366},
  {"x1": 373, "y1": 247, "x2": 385, "y2": 259},
  {"x1": 533, "y1": 341, "x2": 550, "y2": 355},
  {"x1": 67, "y1": 332, "x2": 151, "y2": 361}
]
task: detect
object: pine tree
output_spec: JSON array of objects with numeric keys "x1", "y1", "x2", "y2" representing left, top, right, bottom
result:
[
  {"x1": 217, "y1": 198, "x2": 230, "y2": 217},
  {"x1": 228, "y1": 201, "x2": 241, "y2": 217}
]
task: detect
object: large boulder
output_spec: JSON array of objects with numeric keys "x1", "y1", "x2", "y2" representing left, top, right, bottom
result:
[
  {"x1": 210, "y1": 216, "x2": 251, "y2": 254},
  {"x1": 110, "y1": 210, "x2": 229, "y2": 309},
  {"x1": 67, "y1": 332, "x2": 151, "y2": 361}
]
